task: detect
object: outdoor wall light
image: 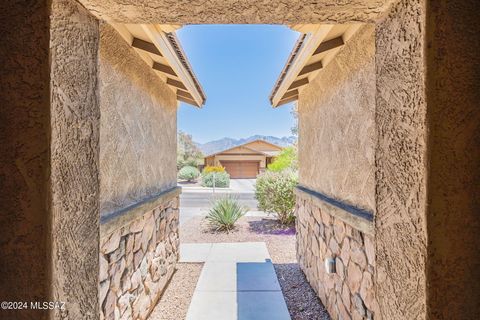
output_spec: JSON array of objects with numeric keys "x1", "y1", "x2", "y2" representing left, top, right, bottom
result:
[{"x1": 325, "y1": 257, "x2": 336, "y2": 274}]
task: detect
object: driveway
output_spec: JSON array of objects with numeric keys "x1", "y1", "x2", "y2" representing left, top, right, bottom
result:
[{"x1": 229, "y1": 179, "x2": 256, "y2": 193}]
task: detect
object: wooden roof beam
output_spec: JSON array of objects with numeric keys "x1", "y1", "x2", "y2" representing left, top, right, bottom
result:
[
  {"x1": 277, "y1": 95, "x2": 298, "y2": 106},
  {"x1": 177, "y1": 95, "x2": 199, "y2": 107},
  {"x1": 152, "y1": 62, "x2": 177, "y2": 76},
  {"x1": 167, "y1": 78, "x2": 187, "y2": 90},
  {"x1": 270, "y1": 25, "x2": 333, "y2": 107},
  {"x1": 142, "y1": 24, "x2": 205, "y2": 107},
  {"x1": 131, "y1": 37, "x2": 162, "y2": 56},
  {"x1": 313, "y1": 36, "x2": 344, "y2": 55},
  {"x1": 281, "y1": 89, "x2": 299, "y2": 100},
  {"x1": 176, "y1": 90, "x2": 194, "y2": 100},
  {"x1": 288, "y1": 78, "x2": 309, "y2": 90},
  {"x1": 298, "y1": 61, "x2": 323, "y2": 76}
]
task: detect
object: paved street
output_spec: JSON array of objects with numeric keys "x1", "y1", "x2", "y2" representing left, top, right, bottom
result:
[
  {"x1": 179, "y1": 179, "x2": 261, "y2": 225},
  {"x1": 180, "y1": 191, "x2": 258, "y2": 208}
]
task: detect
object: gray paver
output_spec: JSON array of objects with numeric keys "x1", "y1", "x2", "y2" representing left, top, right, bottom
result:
[
  {"x1": 179, "y1": 243, "x2": 212, "y2": 263},
  {"x1": 196, "y1": 262, "x2": 237, "y2": 291},
  {"x1": 185, "y1": 241, "x2": 291, "y2": 320},
  {"x1": 186, "y1": 291, "x2": 237, "y2": 320},
  {"x1": 208, "y1": 242, "x2": 270, "y2": 262},
  {"x1": 236, "y1": 261, "x2": 281, "y2": 292},
  {"x1": 237, "y1": 291, "x2": 291, "y2": 320}
]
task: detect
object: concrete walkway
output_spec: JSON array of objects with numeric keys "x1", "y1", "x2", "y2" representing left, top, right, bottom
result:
[{"x1": 180, "y1": 242, "x2": 291, "y2": 320}]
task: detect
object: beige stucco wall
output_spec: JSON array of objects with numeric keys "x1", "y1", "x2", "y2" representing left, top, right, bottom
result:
[
  {"x1": 214, "y1": 154, "x2": 266, "y2": 168},
  {"x1": 99, "y1": 23, "x2": 178, "y2": 216},
  {"x1": 425, "y1": 0, "x2": 480, "y2": 318},
  {"x1": 374, "y1": 0, "x2": 429, "y2": 318},
  {"x1": 78, "y1": 0, "x2": 397, "y2": 24},
  {"x1": 50, "y1": 0, "x2": 101, "y2": 318},
  {"x1": 298, "y1": 24, "x2": 376, "y2": 212},
  {"x1": 1, "y1": 0, "x2": 52, "y2": 318},
  {"x1": 208, "y1": 142, "x2": 281, "y2": 169}
]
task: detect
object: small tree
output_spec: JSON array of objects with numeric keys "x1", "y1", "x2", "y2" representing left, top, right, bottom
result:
[
  {"x1": 290, "y1": 103, "x2": 299, "y2": 138},
  {"x1": 255, "y1": 169, "x2": 298, "y2": 224},
  {"x1": 268, "y1": 146, "x2": 298, "y2": 172},
  {"x1": 177, "y1": 131, "x2": 203, "y2": 170}
]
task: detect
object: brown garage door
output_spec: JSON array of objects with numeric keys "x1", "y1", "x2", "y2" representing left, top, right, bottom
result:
[{"x1": 220, "y1": 161, "x2": 259, "y2": 179}]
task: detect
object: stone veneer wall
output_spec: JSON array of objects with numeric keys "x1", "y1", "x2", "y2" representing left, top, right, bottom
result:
[
  {"x1": 296, "y1": 191, "x2": 376, "y2": 320},
  {"x1": 99, "y1": 191, "x2": 180, "y2": 320}
]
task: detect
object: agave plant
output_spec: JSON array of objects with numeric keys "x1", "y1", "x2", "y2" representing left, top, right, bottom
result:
[{"x1": 206, "y1": 195, "x2": 247, "y2": 231}]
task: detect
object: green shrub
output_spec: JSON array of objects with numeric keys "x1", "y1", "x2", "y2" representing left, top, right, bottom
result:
[
  {"x1": 255, "y1": 169, "x2": 298, "y2": 224},
  {"x1": 203, "y1": 165, "x2": 225, "y2": 173},
  {"x1": 268, "y1": 146, "x2": 298, "y2": 172},
  {"x1": 178, "y1": 166, "x2": 200, "y2": 182},
  {"x1": 177, "y1": 157, "x2": 202, "y2": 171},
  {"x1": 206, "y1": 195, "x2": 247, "y2": 231},
  {"x1": 201, "y1": 171, "x2": 230, "y2": 188}
]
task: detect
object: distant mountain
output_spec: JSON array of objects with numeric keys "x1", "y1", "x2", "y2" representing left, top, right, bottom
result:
[{"x1": 197, "y1": 135, "x2": 296, "y2": 155}]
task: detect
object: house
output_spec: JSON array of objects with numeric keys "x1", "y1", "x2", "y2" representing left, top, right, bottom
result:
[{"x1": 204, "y1": 140, "x2": 283, "y2": 178}]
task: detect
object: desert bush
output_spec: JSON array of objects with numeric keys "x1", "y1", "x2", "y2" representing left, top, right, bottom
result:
[
  {"x1": 177, "y1": 157, "x2": 202, "y2": 170},
  {"x1": 201, "y1": 171, "x2": 230, "y2": 188},
  {"x1": 203, "y1": 165, "x2": 225, "y2": 173},
  {"x1": 178, "y1": 166, "x2": 200, "y2": 182},
  {"x1": 267, "y1": 146, "x2": 298, "y2": 172},
  {"x1": 255, "y1": 169, "x2": 298, "y2": 224},
  {"x1": 206, "y1": 195, "x2": 247, "y2": 231}
]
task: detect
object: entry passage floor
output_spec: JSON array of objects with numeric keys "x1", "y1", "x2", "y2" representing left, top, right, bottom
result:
[
  {"x1": 181, "y1": 242, "x2": 291, "y2": 320},
  {"x1": 149, "y1": 215, "x2": 329, "y2": 320}
]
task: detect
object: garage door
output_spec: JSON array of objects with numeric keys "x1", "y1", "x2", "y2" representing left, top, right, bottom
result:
[{"x1": 220, "y1": 161, "x2": 259, "y2": 179}]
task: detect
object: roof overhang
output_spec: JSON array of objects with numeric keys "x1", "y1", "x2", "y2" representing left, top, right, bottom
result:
[
  {"x1": 270, "y1": 24, "x2": 361, "y2": 108},
  {"x1": 111, "y1": 23, "x2": 206, "y2": 108},
  {"x1": 205, "y1": 139, "x2": 284, "y2": 158}
]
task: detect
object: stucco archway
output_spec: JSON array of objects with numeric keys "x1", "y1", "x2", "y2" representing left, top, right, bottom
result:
[{"x1": 1, "y1": 0, "x2": 479, "y2": 319}]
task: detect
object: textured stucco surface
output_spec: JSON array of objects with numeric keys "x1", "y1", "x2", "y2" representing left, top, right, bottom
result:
[
  {"x1": 0, "y1": 1, "x2": 50, "y2": 319},
  {"x1": 99, "y1": 23, "x2": 177, "y2": 216},
  {"x1": 299, "y1": 24, "x2": 376, "y2": 213},
  {"x1": 50, "y1": 0, "x2": 100, "y2": 318},
  {"x1": 425, "y1": 0, "x2": 480, "y2": 318},
  {"x1": 78, "y1": 0, "x2": 396, "y2": 24},
  {"x1": 374, "y1": 0, "x2": 427, "y2": 319}
]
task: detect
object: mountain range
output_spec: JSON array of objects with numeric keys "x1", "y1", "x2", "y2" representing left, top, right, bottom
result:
[{"x1": 196, "y1": 135, "x2": 296, "y2": 155}]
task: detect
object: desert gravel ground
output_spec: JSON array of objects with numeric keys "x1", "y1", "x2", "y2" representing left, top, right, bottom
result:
[
  {"x1": 150, "y1": 215, "x2": 329, "y2": 320},
  {"x1": 148, "y1": 263, "x2": 203, "y2": 320}
]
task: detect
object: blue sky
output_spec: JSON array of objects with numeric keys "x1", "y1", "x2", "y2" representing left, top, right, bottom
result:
[{"x1": 176, "y1": 25, "x2": 299, "y2": 143}]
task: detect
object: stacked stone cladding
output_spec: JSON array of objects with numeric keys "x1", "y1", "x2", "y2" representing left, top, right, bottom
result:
[
  {"x1": 99, "y1": 197, "x2": 179, "y2": 320},
  {"x1": 296, "y1": 195, "x2": 378, "y2": 320}
]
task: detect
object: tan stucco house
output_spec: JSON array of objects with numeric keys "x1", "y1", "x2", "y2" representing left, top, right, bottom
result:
[
  {"x1": 4, "y1": 1, "x2": 479, "y2": 320},
  {"x1": 204, "y1": 140, "x2": 283, "y2": 178}
]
